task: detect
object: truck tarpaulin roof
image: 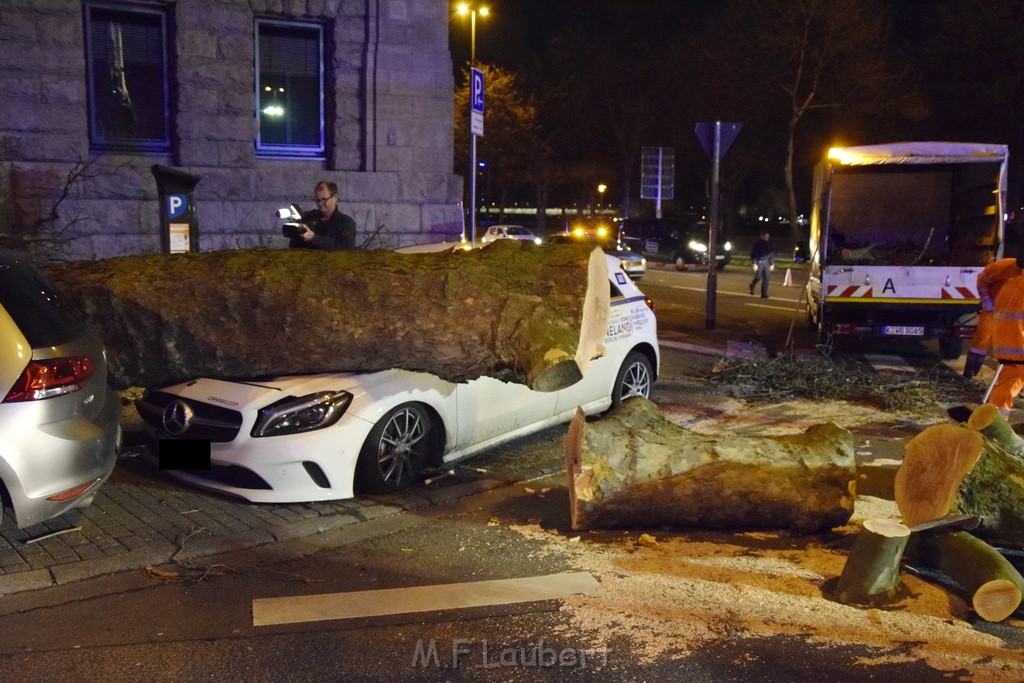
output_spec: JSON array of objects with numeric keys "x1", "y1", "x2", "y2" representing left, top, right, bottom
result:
[{"x1": 825, "y1": 142, "x2": 1008, "y2": 167}]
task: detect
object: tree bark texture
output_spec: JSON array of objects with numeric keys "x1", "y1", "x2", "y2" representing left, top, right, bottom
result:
[
  {"x1": 562, "y1": 398, "x2": 857, "y2": 533},
  {"x1": 905, "y1": 530, "x2": 1024, "y2": 622},
  {"x1": 835, "y1": 518, "x2": 911, "y2": 607},
  {"x1": 953, "y1": 407, "x2": 1024, "y2": 548},
  {"x1": 43, "y1": 242, "x2": 608, "y2": 391}
]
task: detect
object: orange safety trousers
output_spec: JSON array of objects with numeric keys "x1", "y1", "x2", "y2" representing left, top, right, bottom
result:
[
  {"x1": 987, "y1": 364, "x2": 1024, "y2": 411},
  {"x1": 969, "y1": 310, "x2": 995, "y2": 354},
  {"x1": 990, "y1": 273, "x2": 1024, "y2": 410}
]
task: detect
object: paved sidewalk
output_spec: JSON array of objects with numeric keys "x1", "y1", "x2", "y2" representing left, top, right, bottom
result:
[{"x1": 0, "y1": 450, "x2": 559, "y2": 597}]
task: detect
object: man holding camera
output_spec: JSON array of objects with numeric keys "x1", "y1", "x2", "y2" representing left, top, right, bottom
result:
[{"x1": 288, "y1": 180, "x2": 357, "y2": 250}]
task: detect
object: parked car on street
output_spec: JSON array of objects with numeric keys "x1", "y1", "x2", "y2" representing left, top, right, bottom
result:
[
  {"x1": 135, "y1": 253, "x2": 659, "y2": 502},
  {"x1": 479, "y1": 224, "x2": 542, "y2": 245},
  {"x1": 618, "y1": 217, "x2": 732, "y2": 270},
  {"x1": 546, "y1": 231, "x2": 646, "y2": 281},
  {"x1": 0, "y1": 250, "x2": 120, "y2": 529}
]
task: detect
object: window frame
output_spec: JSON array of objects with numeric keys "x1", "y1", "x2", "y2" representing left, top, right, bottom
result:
[
  {"x1": 254, "y1": 18, "x2": 326, "y2": 158},
  {"x1": 83, "y1": 1, "x2": 172, "y2": 153}
]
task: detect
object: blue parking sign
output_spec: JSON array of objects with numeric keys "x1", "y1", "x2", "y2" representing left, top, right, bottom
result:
[
  {"x1": 167, "y1": 194, "x2": 188, "y2": 219},
  {"x1": 471, "y1": 68, "x2": 485, "y2": 113}
]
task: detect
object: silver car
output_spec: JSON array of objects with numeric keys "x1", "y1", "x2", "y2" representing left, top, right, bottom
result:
[{"x1": 0, "y1": 250, "x2": 120, "y2": 528}]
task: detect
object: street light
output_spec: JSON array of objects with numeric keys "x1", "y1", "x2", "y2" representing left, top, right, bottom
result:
[
  {"x1": 597, "y1": 184, "x2": 607, "y2": 211},
  {"x1": 456, "y1": 3, "x2": 488, "y2": 243}
]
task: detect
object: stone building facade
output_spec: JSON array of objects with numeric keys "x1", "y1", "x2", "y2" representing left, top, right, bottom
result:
[{"x1": 0, "y1": 0, "x2": 462, "y2": 259}]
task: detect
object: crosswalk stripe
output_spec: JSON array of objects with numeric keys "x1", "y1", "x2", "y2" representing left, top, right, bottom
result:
[{"x1": 252, "y1": 571, "x2": 599, "y2": 627}]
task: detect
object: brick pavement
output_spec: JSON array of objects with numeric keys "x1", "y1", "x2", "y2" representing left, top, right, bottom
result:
[
  {"x1": 0, "y1": 448, "x2": 564, "y2": 596},
  {"x1": 0, "y1": 455, "x2": 405, "y2": 595}
]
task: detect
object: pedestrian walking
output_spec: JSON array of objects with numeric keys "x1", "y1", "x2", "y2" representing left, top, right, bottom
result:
[
  {"x1": 964, "y1": 256, "x2": 1024, "y2": 379},
  {"x1": 749, "y1": 231, "x2": 775, "y2": 298}
]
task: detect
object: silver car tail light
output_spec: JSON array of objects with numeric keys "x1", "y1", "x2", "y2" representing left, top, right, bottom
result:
[{"x1": 3, "y1": 356, "x2": 96, "y2": 402}]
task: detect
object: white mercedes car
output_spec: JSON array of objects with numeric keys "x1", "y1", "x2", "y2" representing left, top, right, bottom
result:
[{"x1": 135, "y1": 254, "x2": 658, "y2": 503}]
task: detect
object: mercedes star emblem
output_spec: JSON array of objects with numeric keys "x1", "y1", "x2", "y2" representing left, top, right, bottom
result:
[{"x1": 162, "y1": 400, "x2": 195, "y2": 436}]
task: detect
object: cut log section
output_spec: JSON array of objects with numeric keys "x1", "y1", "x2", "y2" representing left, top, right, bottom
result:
[
  {"x1": 894, "y1": 424, "x2": 984, "y2": 528},
  {"x1": 562, "y1": 398, "x2": 857, "y2": 532},
  {"x1": 835, "y1": 518, "x2": 910, "y2": 606},
  {"x1": 906, "y1": 530, "x2": 1024, "y2": 622},
  {"x1": 968, "y1": 402, "x2": 1024, "y2": 457},
  {"x1": 43, "y1": 241, "x2": 608, "y2": 391}
]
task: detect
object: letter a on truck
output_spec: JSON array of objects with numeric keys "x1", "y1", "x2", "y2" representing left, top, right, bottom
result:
[{"x1": 805, "y1": 142, "x2": 1009, "y2": 359}]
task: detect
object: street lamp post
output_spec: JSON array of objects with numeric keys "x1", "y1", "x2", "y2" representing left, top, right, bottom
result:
[
  {"x1": 597, "y1": 184, "x2": 607, "y2": 212},
  {"x1": 457, "y1": 3, "x2": 488, "y2": 243}
]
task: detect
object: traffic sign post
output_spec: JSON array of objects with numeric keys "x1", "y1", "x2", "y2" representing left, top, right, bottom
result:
[
  {"x1": 469, "y1": 68, "x2": 485, "y2": 244},
  {"x1": 695, "y1": 121, "x2": 742, "y2": 330},
  {"x1": 640, "y1": 147, "x2": 674, "y2": 219}
]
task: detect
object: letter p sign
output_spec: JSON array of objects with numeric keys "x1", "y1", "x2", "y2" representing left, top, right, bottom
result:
[
  {"x1": 471, "y1": 68, "x2": 485, "y2": 114},
  {"x1": 167, "y1": 194, "x2": 187, "y2": 219}
]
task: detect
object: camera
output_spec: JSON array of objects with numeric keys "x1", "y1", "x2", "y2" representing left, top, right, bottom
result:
[{"x1": 281, "y1": 223, "x2": 307, "y2": 239}]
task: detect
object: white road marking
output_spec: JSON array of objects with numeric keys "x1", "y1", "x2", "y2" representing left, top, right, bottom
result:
[{"x1": 252, "y1": 571, "x2": 600, "y2": 626}]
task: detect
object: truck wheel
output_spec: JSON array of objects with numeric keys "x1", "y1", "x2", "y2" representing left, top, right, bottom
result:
[{"x1": 939, "y1": 338, "x2": 965, "y2": 361}]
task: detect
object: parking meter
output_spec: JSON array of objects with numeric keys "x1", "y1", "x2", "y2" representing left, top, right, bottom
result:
[{"x1": 151, "y1": 164, "x2": 201, "y2": 253}]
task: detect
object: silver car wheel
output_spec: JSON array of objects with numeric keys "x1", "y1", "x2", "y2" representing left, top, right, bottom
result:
[
  {"x1": 612, "y1": 352, "x2": 653, "y2": 408},
  {"x1": 375, "y1": 406, "x2": 428, "y2": 485},
  {"x1": 356, "y1": 403, "x2": 435, "y2": 493}
]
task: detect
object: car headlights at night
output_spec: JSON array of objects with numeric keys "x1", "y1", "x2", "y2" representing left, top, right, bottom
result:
[
  {"x1": 251, "y1": 391, "x2": 353, "y2": 437},
  {"x1": 533, "y1": 237, "x2": 542, "y2": 245},
  {"x1": 688, "y1": 240, "x2": 708, "y2": 253},
  {"x1": 723, "y1": 241, "x2": 732, "y2": 251}
]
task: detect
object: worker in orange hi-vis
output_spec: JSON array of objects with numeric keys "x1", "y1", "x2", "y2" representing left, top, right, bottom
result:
[
  {"x1": 964, "y1": 256, "x2": 1024, "y2": 379},
  {"x1": 989, "y1": 269, "x2": 1024, "y2": 414}
]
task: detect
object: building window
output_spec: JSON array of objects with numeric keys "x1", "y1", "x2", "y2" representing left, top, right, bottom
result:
[
  {"x1": 84, "y1": 3, "x2": 170, "y2": 152},
  {"x1": 256, "y1": 19, "x2": 325, "y2": 157}
]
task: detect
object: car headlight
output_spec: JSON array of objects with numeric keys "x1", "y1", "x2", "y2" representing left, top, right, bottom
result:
[
  {"x1": 723, "y1": 241, "x2": 732, "y2": 251},
  {"x1": 251, "y1": 391, "x2": 353, "y2": 437},
  {"x1": 688, "y1": 240, "x2": 708, "y2": 252},
  {"x1": 533, "y1": 237, "x2": 542, "y2": 245}
]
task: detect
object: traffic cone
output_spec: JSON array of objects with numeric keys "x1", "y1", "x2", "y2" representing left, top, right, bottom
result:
[{"x1": 784, "y1": 267, "x2": 793, "y2": 287}]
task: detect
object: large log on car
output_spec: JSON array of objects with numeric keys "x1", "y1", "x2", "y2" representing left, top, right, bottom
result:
[
  {"x1": 43, "y1": 241, "x2": 609, "y2": 391},
  {"x1": 562, "y1": 398, "x2": 857, "y2": 532}
]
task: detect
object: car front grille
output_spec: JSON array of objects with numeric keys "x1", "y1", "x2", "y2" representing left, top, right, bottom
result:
[{"x1": 136, "y1": 390, "x2": 244, "y2": 442}]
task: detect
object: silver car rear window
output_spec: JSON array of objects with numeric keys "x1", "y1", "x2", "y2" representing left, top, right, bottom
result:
[{"x1": 0, "y1": 263, "x2": 85, "y2": 348}]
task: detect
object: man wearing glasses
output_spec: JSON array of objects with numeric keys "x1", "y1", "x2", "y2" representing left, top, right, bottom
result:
[{"x1": 289, "y1": 180, "x2": 357, "y2": 250}]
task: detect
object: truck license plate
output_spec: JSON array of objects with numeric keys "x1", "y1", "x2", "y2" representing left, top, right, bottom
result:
[{"x1": 882, "y1": 325, "x2": 924, "y2": 336}]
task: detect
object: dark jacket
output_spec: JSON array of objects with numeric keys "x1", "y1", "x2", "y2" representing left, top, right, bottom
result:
[
  {"x1": 750, "y1": 239, "x2": 775, "y2": 265},
  {"x1": 290, "y1": 209, "x2": 357, "y2": 250}
]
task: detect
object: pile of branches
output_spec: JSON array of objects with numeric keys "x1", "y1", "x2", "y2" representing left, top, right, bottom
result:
[{"x1": 708, "y1": 354, "x2": 955, "y2": 413}]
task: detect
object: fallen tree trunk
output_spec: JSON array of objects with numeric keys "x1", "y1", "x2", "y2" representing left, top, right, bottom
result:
[
  {"x1": 895, "y1": 409, "x2": 1024, "y2": 548},
  {"x1": 953, "y1": 405, "x2": 1024, "y2": 548},
  {"x1": 905, "y1": 530, "x2": 1024, "y2": 622},
  {"x1": 43, "y1": 241, "x2": 608, "y2": 391},
  {"x1": 562, "y1": 398, "x2": 856, "y2": 532},
  {"x1": 835, "y1": 518, "x2": 911, "y2": 606}
]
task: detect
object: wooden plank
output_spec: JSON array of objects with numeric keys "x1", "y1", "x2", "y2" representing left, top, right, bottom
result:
[{"x1": 252, "y1": 571, "x2": 599, "y2": 627}]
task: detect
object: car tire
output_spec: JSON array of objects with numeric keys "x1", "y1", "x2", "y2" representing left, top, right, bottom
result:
[
  {"x1": 715, "y1": 261, "x2": 727, "y2": 271},
  {"x1": 355, "y1": 403, "x2": 436, "y2": 494},
  {"x1": 611, "y1": 351, "x2": 654, "y2": 408}
]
